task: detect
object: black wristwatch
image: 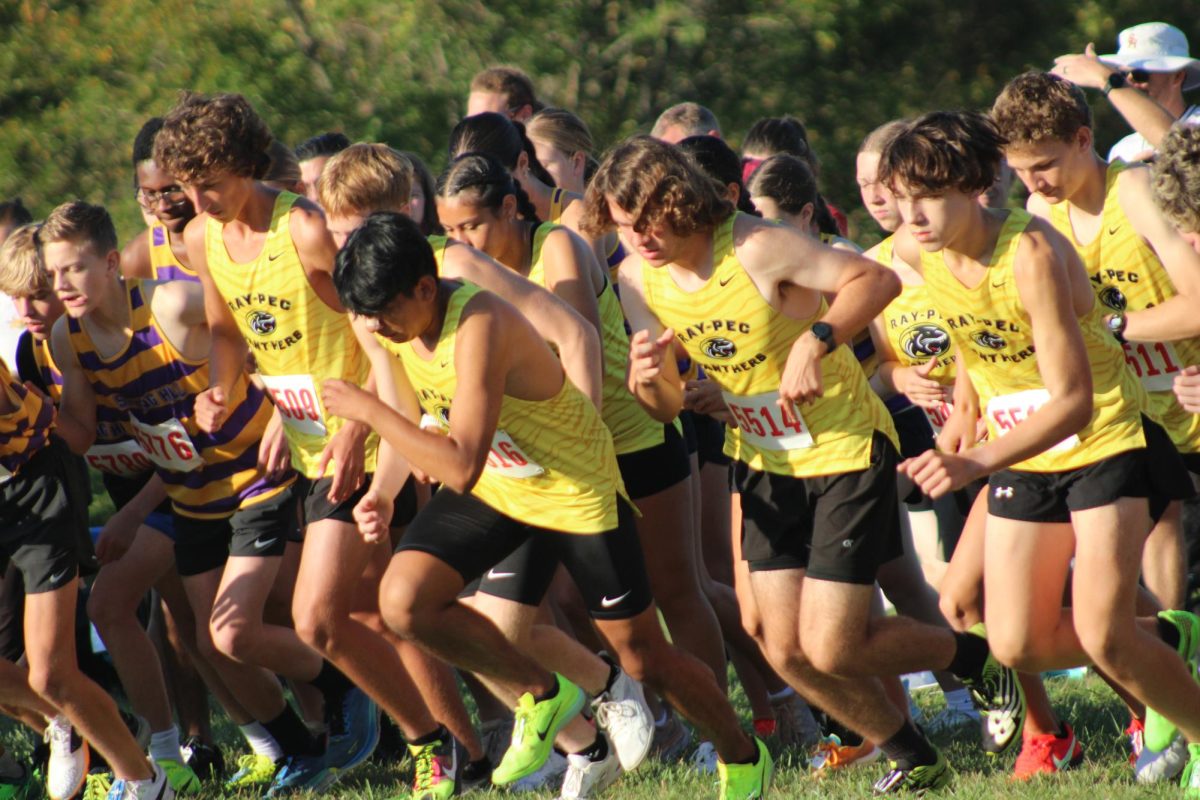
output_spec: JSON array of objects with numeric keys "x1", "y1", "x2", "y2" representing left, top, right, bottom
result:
[
  {"x1": 1106, "y1": 312, "x2": 1128, "y2": 343},
  {"x1": 810, "y1": 321, "x2": 837, "y2": 354},
  {"x1": 1103, "y1": 71, "x2": 1127, "y2": 97}
]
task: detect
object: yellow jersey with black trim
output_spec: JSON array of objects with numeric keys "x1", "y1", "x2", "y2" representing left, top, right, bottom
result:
[
  {"x1": 641, "y1": 213, "x2": 898, "y2": 478},
  {"x1": 149, "y1": 222, "x2": 199, "y2": 283},
  {"x1": 0, "y1": 356, "x2": 54, "y2": 481},
  {"x1": 548, "y1": 188, "x2": 567, "y2": 224},
  {"x1": 877, "y1": 236, "x2": 957, "y2": 381},
  {"x1": 65, "y1": 280, "x2": 291, "y2": 517},
  {"x1": 921, "y1": 209, "x2": 1146, "y2": 472},
  {"x1": 378, "y1": 282, "x2": 625, "y2": 533},
  {"x1": 32, "y1": 337, "x2": 64, "y2": 404},
  {"x1": 204, "y1": 190, "x2": 378, "y2": 478},
  {"x1": 527, "y1": 223, "x2": 665, "y2": 454},
  {"x1": 1048, "y1": 161, "x2": 1200, "y2": 454}
]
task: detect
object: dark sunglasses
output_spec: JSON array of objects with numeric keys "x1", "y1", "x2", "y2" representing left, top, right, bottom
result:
[{"x1": 1123, "y1": 68, "x2": 1152, "y2": 83}]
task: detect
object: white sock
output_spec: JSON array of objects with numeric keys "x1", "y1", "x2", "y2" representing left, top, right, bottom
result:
[
  {"x1": 149, "y1": 726, "x2": 182, "y2": 763},
  {"x1": 239, "y1": 722, "x2": 284, "y2": 761}
]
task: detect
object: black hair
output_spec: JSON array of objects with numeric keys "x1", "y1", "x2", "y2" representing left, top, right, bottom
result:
[
  {"x1": 334, "y1": 212, "x2": 437, "y2": 317},
  {"x1": 0, "y1": 198, "x2": 33, "y2": 228},
  {"x1": 295, "y1": 132, "x2": 352, "y2": 162},
  {"x1": 747, "y1": 154, "x2": 839, "y2": 236},
  {"x1": 437, "y1": 151, "x2": 542, "y2": 224},
  {"x1": 678, "y1": 135, "x2": 760, "y2": 216},
  {"x1": 743, "y1": 116, "x2": 820, "y2": 176},
  {"x1": 132, "y1": 118, "x2": 165, "y2": 167},
  {"x1": 448, "y1": 113, "x2": 556, "y2": 188}
]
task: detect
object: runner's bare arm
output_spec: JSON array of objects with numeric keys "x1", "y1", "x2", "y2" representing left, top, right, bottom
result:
[
  {"x1": 441, "y1": 241, "x2": 603, "y2": 409},
  {"x1": 350, "y1": 316, "x2": 417, "y2": 502},
  {"x1": 183, "y1": 216, "x2": 247, "y2": 408},
  {"x1": 49, "y1": 316, "x2": 97, "y2": 454},
  {"x1": 539, "y1": 227, "x2": 604, "y2": 332},
  {"x1": 1119, "y1": 167, "x2": 1200, "y2": 341},
  {"x1": 616, "y1": 254, "x2": 683, "y2": 422},
  {"x1": 119, "y1": 230, "x2": 154, "y2": 280}
]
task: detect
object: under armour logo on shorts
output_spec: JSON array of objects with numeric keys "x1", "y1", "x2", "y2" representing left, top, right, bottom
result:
[{"x1": 994, "y1": 486, "x2": 1014, "y2": 499}]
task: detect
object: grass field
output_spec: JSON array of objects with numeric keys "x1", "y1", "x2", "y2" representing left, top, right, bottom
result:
[{"x1": 5, "y1": 670, "x2": 1187, "y2": 799}]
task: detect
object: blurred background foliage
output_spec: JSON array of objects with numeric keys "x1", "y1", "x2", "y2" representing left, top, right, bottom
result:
[{"x1": 2, "y1": 0, "x2": 1198, "y2": 244}]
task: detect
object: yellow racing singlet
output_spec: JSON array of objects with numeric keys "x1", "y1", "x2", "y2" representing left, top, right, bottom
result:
[
  {"x1": 204, "y1": 191, "x2": 378, "y2": 478},
  {"x1": 0, "y1": 356, "x2": 54, "y2": 481},
  {"x1": 877, "y1": 235, "x2": 957, "y2": 431},
  {"x1": 149, "y1": 222, "x2": 199, "y2": 283},
  {"x1": 921, "y1": 209, "x2": 1146, "y2": 472},
  {"x1": 66, "y1": 280, "x2": 290, "y2": 517},
  {"x1": 641, "y1": 213, "x2": 897, "y2": 478},
  {"x1": 548, "y1": 188, "x2": 567, "y2": 224},
  {"x1": 1049, "y1": 161, "x2": 1200, "y2": 454},
  {"x1": 380, "y1": 282, "x2": 625, "y2": 533},
  {"x1": 527, "y1": 223, "x2": 665, "y2": 454}
]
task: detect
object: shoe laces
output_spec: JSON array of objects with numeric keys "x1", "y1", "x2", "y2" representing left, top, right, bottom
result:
[
  {"x1": 512, "y1": 695, "x2": 535, "y2": 745},
  {"x1": 105, "y1": 777, "x2": 127, "y2": 800},
  {"x1": 84, "y1": 773, "x2": 112, "y2": 800},
  {"x1": 594, "y1": 699, "x2": 634, "y2": 729},
  {"x1": 412, "y1": 743, "x2": 445, "y2": 790}
]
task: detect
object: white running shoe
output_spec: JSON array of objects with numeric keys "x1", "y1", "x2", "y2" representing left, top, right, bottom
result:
[
  {"x1": 45, "y1": 715, "x2": 89, "y2": 800},
  {"x1": 689, "y1": 741, "x2": 717, "y2": 775},
  {"x1": 1135, "y1": 733, "x2": 1189, "y2": 783},
  {"x1": 770, "y1": 690, "x2": 821, "y2": 751},
  {"x1": 649, "y1": 713, "x2": 692, "y2": 763},
  {"x1": 512, "y1": 749, "x2": 568, "y2": 792},
  {"x1": 592, "y1": 669, "x2": 653, "y2": 772},
  {"x1": 559, "y1": 746, "x2": 621, "y2": 799},
  {"x1": 104, "y1": 763, "x2": 174, "y2": 800},
  {"x1": 924, "y1": 706, "x2": 980, "y2": 738}
]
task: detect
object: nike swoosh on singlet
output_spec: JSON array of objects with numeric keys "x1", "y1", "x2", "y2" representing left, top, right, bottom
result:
[
  {"x1": 268, "y1": 252, "x2": 283, "y2": 261},
  {"x1": 1108, "y1": 226, "x2": 1120, "y2": 236},
  {"x1": 718, "y1": 275, "x2": 734, "y2": 287}
]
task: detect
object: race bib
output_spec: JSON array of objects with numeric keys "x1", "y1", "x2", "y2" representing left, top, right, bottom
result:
[
  {"x1": 129, "y1": 415, "x2": 204, "y2": 472},
  {"x1": 262, "y1": 374, "x2": 327, "y2": 437},
  {"x1": 420, "y1": 414, "x2": 544, "y2": 478},
  {"x1": 722, "y1": 389, "x2": 815, "y2": 451},
  {"x1": 1122, "y1": 341, "x2": 1182, "y2": 393},
  {"x1": 922, "y1": 401, "x2": 955, "y2": 436},
  {"x1": 986, "y1": 389, "x2": 1079, "y2": 454},
  {"x1": 85, "y1": 440, "x2": 154, "y2": 477}
]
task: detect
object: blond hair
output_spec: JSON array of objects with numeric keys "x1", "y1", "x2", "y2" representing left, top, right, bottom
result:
[
  {"x1": 0, "y1": 224, "x2": 48, "y2": 297},
  {"x1": 318, "y1": 143, "x2": 413, "y2": 218},
  {"x1": 1152, "y1": 124, "x2": 1200, "y2": 233}
]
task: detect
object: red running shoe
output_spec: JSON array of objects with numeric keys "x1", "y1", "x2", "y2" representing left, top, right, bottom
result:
[{"x1": 1012, "y1": 723, "x2": 1083, "y2": 780}]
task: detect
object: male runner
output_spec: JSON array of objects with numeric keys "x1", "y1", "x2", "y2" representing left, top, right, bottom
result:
[
  {"x1": 466, "y1": 66, "x2": 542, "y2": 121},
  {"x1": 323, "y1": 211, "x2": 771, "y2": 799},
  {"x1": 293, "y1": 133, "x2": 351, "y2": 205},
  {"x1": 154, "y1": 92, "x2": 485, "y2": 799},
  {"x1": 879, "y1": 109, "x2": 1200, "y2": 792},
  {"x1": 121, "y1": 118, "x2": 199, "y2": 283},
  {"x1": 581, "y1": 135, "x2": 1025, "y2": 793},
  {"x1": 993, "y1": 71, "x2": 1200, "y2": 627},
  {"x1": 42, "y1": 199, "x2": 370, "y2": 797}
]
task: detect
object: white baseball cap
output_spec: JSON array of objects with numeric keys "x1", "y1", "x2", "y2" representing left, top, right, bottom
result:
[{"x1": 1099, "y1": 22, "x2": 1200, "y2": 91}]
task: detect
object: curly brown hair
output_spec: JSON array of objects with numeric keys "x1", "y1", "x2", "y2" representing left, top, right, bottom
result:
[
  {"x1": 1152, "y1": 123, "x2": 1200, "y2": 234},
  {"x1": 154, "y1": 92, "x2": 273, "y2": 184},
  {"x1": 877, "y1": 111, "x2": 1005, "y2": 198},
  {"x1": 991, "y1": 72, "x2": 1091, "y2": 147},
  {"x1": 581, "y1": 136, "x2": 733, "y2": 239}
]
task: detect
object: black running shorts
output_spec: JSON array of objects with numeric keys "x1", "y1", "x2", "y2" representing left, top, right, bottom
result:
[
  {"x1": 987, "y1": 416, "x2": 1192, "y2": 523},
  {"x1": 616, "y1": 422, "x2": 691, "y2": 500},
  {"x1": 400, "y1": 489, "x2": 653, "y2": 621},
  {"x1": 0, "y1": 445, "x2": 79, "y2": 594},
  {"x1": 172, "y1": 482, "x2": 302, "y2": 576},
  {"x1": 734, "y1": 431, "x2": 902, "y2": 584},
  {"x1": 300, "y1": 473, "x2": 418, "y2": 530}
]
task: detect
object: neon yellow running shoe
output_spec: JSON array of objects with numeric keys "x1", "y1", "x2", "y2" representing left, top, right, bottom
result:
[
  {"x1": 491, "y1": 674, "x2": 585, "y2": 785},
  {"x1": 1146, "y1": 610, "x2": 1200, "y2": 752},
  {"x1": 1181, "y1": 742, "x2": 1200, "y2": 797},
  {"x1": 872, "y1": 748, "x2": 954, "y2": 794},
  {"x1": 409, "y1": 736, "x2": 462, "y2": 800},
  {"x1": 224, "y1": 753, "x2": 279, "y2": 789},
  {"x1": 717, "y1": 737, "x2": 773, "y2": 799},
  {"x1": 156, "y1": 758, "x2": 201, "y2": 794},
  {"x1": 81, "y1": 772, "x2": 111, "y2": 800}
]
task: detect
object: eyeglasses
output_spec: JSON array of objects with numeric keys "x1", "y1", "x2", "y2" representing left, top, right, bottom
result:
[
  {"x1": 135, "y1": 186, "x2": 188, "y2": 209},
  {"x1": 1123, "y1": 68, "x2": 1152, "y2": 83}
]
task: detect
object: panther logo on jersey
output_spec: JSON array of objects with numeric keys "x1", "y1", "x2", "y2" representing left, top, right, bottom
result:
[
  {"x1": 435, "y1": 405, "x2": 451, "y2": 427},
  {"x1": 246, "y1": 310, "x2": 277, "y2": 337},
  {"x1": 972, "y1": 329, "x2": 1007, "y2": 350},
  {"x1": 901, "y1": 324, "x2": 951, "y2": 360},
  {"x1": 1098, "y1": 286, "x2": 1127, "y2": 312},
  {"x1": 700, "y1": 337, "x2": 737, "y2": 360}
]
